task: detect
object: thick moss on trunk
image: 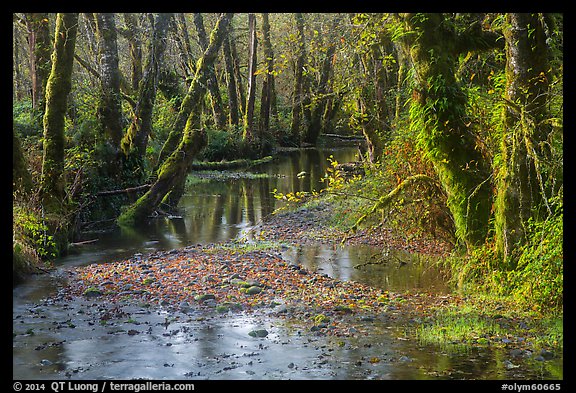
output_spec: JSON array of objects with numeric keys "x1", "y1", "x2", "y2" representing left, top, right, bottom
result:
[
  {"x1": 401, "y1": 13, "x2": 495, "y2": 248},
  {"x1": 41, "y1": 13, "x2": 78, "y2": 214}
]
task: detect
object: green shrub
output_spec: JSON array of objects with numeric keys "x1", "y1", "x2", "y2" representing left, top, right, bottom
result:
[
  {"x1": 451, "y1": 196, "x2": 563, "y2": 313},
  {"x1": 13, "y1": 206, "x2": 57, "y2": 260},
  {"x1": 506, "y1": 197, "x2": 563, "y2": 312},
  {"x1": 13, "y1": 99, "x2": 42, "y2": 138}
]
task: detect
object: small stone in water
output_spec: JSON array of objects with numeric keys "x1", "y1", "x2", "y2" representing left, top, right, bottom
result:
[{"x1": 248, "y1": 329, "x2": 269, "y2": 338}]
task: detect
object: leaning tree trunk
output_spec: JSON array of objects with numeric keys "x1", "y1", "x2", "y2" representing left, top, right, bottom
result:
[
  {"x1": 117, "y1": 13, "x2": 233, "y2": 226},
  {"x1": 156, "y1": 13, "x2": 232, "y2": 169},
  {"x1": 495, "y1": 13, "x2": 553, "y2": 266},
  {"x1": 400, "y1": 13, "x2": 500, "y2": 248}
]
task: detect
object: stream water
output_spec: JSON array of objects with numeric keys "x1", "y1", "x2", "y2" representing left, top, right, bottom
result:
[{"x1": 13, "y1": 145, "x2": 562, "y2": 380}]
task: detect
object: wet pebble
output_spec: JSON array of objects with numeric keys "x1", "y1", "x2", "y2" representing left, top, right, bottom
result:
[
  {"x1": 245, "y1": 286, "x2": 262, "y2": 295},
  {"x1": 272, "y1": 304, "x2": 288, "y2": 315},
  {"x1": 248, "y1": 329, "x2": 269, "y2": 338},
  {"x1": 195, "y1": 293, "x2": 216, "y2": 302},
  {"x1": 179, "y1": 302, "x2": 192, "y2": 313}
]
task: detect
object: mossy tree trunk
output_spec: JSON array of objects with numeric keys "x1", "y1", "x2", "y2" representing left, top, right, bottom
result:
[
  {"x1": 40, "y1": 13, "x2": 78, "y2": 253},
  {"x1": 121, "y1": 13, "x2": 172, "y2": 171},
  {"x1": 94, "y1": 13, "x2": 123, "y2": 151},
  {"x1": 495, "y1": 13, "x2": 554, "y2": 266},
  {"x1": 41, "y1": 13, "x2": 78, "y2": 215},
  {"x1": 400, "y1": 13, "x2": 501, "y2": 248},
  {"x1": 156, "y1": 14, "x2": 233, "y2": 170},
  {"x1": 193, "y1": 13, "x2": 227, "y2": 130},
  {"x1": 117, "y1": 13, "x2": 233, "y2": 226}
]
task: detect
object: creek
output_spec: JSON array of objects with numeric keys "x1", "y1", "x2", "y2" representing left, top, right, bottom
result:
[{"x1": 13, "y1": 144, "x2": 562, "y2": 380}]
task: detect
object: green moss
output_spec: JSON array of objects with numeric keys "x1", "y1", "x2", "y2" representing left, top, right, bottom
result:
[{"x1": 415, "y1": 296, "x2": 563, "y2": 353}]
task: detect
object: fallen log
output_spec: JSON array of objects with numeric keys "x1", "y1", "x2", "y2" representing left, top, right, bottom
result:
[
  {"x1": 68, "y1": 239, "x2": 99, "y2": 247},
  {"x1": 189, "y1": 156, "x2": 273, "y2": 170},
  {"x1": 96, "y1": 184, "x2": 151, "y2": 197}
]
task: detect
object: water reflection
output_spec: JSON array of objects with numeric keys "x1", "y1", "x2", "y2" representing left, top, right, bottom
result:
[
  {"x1": 57, "y1": 147, "x2": 360, "y2": 266},
  {"x1": 282, "y1": 244, "x2": 450, "y2": 294}
]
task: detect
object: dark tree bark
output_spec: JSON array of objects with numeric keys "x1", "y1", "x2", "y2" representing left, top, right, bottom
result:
[
  {"x1": 41, "y1": 13, "x2": 78, "y2": 214},
  {"x1": 118, "y1": 13, "x2": 234, "y2": 226},
  {"x1": 302, "y1": 15, "x2": 340, "y2": 146},
  {"x1": 259, "y1": 13, "x2": 276, "y2": 134},
  {"x1": 13, "y1": 129, "x2": 33, "y2": 196},
  {"x1": 193, "y1": 13, "x2": 227, "y2": 130},
  {"x1": 13, "y1": 20, "x2": 26, "y2": 101},
  {"x1": 495, "y1": 13, "x2": 554, "y2": 265},
  {"x1": 290, "y1": 13, "x2": 306, "y2": 142},
  {"x1": 172, "y1": 13, "x2": 196, "y2": 81},
  {"x1": 94, "y1": 13, "x2": 123, "y2": 149},
  {"x1": 122, "y1": 13, "x2": 143, "y2": 92},
  {"x1": 223, "y1": 34, "x2": 240, "y2": 126},
  {"x1": 243, "y1": 13, "x2": 258, "y2": 141},
  {"x1": 229, "y1": 29, "x2": 246, "y2": 116},
  {"x1": 121, "y1": 13, "x2": 172, "y2": 166},
  {"x1": 24, "y1": 13, "x2": 51, "y2": 111}
]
